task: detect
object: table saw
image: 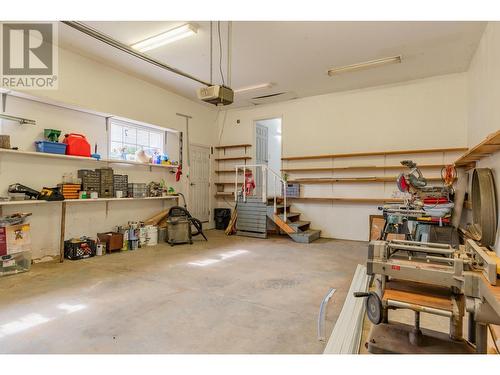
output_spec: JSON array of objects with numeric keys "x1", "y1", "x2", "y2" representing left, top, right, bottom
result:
[{"x1": 357, "y1": 238, "x2": 500, "y2": 354}]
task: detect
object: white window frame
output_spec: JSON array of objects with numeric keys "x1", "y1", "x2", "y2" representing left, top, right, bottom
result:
[{"x1": 107, "y1": 118, "x2": 167, "y2": 161}]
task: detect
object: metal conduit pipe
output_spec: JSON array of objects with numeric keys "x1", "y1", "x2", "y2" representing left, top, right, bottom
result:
[{"x1": 62, "y1": 21, "x2": 212, "y2": 87}]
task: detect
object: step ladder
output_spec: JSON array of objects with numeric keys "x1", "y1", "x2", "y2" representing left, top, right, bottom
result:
[{"x1": 234, "y1": 164, "x2": 321, "y2": 243}]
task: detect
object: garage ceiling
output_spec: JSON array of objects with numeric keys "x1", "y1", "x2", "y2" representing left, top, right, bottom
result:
[{"x1": 59, "y1": 21, "x2": 486, "y2": 108}]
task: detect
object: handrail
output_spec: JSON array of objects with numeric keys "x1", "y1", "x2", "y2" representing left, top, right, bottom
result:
[{"x1": 234, "y1": 164, "x2": 287, "y2": 222}]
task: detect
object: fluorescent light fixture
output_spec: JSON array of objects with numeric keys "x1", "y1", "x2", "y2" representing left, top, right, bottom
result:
[
  {"x1": 234, "y1": 83, "x2": 273, "y2": 94},
  {"x1": 131, "y1": 23, "x2": 198, "y2": 52},
  {"x1": 328, "y1": 55, "x2": 402, "y2": 76}
]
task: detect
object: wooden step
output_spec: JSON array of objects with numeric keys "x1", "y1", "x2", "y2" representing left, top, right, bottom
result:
[
  {"x1": 289, "y1": 229, "x2": 321, "y2": 243},
  {"x1": 288, "y1": 220, "x2": 311, "y2": 231}
]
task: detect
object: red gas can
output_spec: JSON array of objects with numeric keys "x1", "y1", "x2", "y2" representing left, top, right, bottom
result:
[{"x1": 63, "y1": 133, "x2": 91, "y2": 157}]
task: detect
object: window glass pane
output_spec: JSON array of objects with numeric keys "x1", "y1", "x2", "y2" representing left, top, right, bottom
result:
[
  {"x1": 137, "y1": 129, "x2": 149, "y2": 147},
  {"x1": 123, "y1": 127, "x2": 137, "y2": 144},
  {"x1": 150, "y1": 132, "x2": 163, "y2": 149},
  {"x1": 110, "y1": 141, "x2": 126, "y2": 160},
  {"x1": 110, "y1": 124, "x2": 123, "y2": 142}
]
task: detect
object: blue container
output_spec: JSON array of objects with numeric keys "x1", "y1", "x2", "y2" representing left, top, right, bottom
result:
[{"x1": 35, "y1": 141, "x2": 67, "y2": 155}]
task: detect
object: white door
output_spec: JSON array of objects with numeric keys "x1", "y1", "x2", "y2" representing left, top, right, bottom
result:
[
  {"x1": 189, "y1": 144, "x2": 210, "y2": 222},
  {"x1": 255, "y1": 124, "x2": 269, "y2": 197}
]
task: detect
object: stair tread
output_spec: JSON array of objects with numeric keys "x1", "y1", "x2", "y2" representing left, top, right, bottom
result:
[
  {"x1": 288, "y1": 220, "x2": 310, "y2": 227},
  {"x1": 293, "y1": 229, "x2": 320, "y2": 235}
]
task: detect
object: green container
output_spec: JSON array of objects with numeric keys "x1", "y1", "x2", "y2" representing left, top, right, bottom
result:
[{"x1": 44, "y1": 129, "x2": 62, "y2": 142}]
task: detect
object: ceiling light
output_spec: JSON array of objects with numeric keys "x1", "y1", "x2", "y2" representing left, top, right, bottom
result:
[
  {"x1": 131, "y1": 23, "x2": 198, "y2": 52},
  {"x1": 234, "y1": 83, "x2": 273, "y2": 94},
  {"x1": 328, "y1": 55, "x2": 402, "y2": 76}
]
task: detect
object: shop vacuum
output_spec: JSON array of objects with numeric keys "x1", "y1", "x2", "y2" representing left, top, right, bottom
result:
[{"x1": 166, "y1": 193, "x2": 207, "y2": 246}]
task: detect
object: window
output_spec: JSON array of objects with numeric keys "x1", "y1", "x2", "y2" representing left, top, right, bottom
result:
[{"x1": 109, "y1": 119, "x2": 166, "y2": 161}]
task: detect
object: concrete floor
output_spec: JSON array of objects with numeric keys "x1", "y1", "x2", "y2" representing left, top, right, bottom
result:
[{"x1": 0, "y1": 230, "x2": 367, "y2": 354}]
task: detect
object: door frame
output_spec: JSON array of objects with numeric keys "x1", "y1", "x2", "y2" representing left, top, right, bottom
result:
[
  {"x1": 252, "y1": 115, "x2": 283, "y2": 162},
  {"x1": 188, "y1": 142, "x2": 212, "y2": 223}
]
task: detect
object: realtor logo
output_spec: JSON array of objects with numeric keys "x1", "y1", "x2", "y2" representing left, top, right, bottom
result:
[{"x1": 1, "y1": 22, "x2": 58, "y2": 89}]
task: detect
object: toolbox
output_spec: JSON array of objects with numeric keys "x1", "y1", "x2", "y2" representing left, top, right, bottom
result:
[
  {"x1": 64, "y1": 237, "x2": 96, "y2": 260},
  {"x1": 35, "y1": 141, "x2": 67, "y2": 155}
]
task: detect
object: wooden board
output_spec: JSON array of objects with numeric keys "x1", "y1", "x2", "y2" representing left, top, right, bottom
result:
[
  {"x1": 455, "y1": 129, "x2": 500, "y2": 168},
  {"x1": 287, "y1": 176, "x2": 448, "y2": 184},
  {"x1": 281, "y1": 147, "x2": 467, "y2": 161},
  {"x1": 384, "y1": 280, "x2": 454, "y2": 312},
  {"x1": 288, "y1": 197, "x2": 403, "y2": 204},
  {"x1": 215, "y1": 156, "x2": 252, "y2": 161},
  {"x1": 282, "y1": 164, "x2": 445, "y2": 173},
  {"x1": 214, "y1": 144, "x2": 252, "y2": 150}
]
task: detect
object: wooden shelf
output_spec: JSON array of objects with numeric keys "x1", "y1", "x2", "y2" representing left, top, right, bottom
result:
[
  {"x1": 454, "y1": 130, "x2": 500, "y2": 168},
  {"x1": 215, "y1": 192, "x2": 235, "y2": 197},
  {"x1": 281, "y1": 147, "x2": 467, "y2": 161},
  {"x1": 281, "y1": 164, "x2": 445, "y2": 173},
  {"x1": 214, "y1": 144, "x2": 252, "y2": 150},
  {"x1": 0, "y1": 148, "x2": 178, "y2": 169},
  {"x1": 215, "y1": 169, "x2": 250, "y2": 174},
  {"x1": 215, "y1": 182, "x2": 242, "y2": 186},
  {"x1": 287, "y1": 176, "x2": 447, "y2": 184},
  {"x1": 0, "y1": 196, "x2": 178, "y2": 206},
  {"x1": 287, "y1": 197, "x2": 403, "y2": 204},
  {"x1": 215, "y1": 156, "x2": 252, "y2": 161}
]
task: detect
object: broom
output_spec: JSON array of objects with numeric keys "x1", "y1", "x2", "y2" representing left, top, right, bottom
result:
[{"x1": 225, "y1": 203, "x2": 238, "y2": 235}]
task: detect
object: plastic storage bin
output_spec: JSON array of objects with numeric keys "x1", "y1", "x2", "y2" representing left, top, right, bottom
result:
[
  {"x1": 35, "y1": 141, "x2": 67, "y2": 155},
  {"x1": 0, "y1": 251, "x2": 31, "y2": 276},
  {"x1": 64, "y1": 238, "x2": 96, "y2": 260}
]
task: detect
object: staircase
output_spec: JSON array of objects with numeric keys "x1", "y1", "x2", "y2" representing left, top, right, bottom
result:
[
  {"x1": 234, "y1": 164, "x2": 321, "y2": 243},
  {"x1": 266, "y1": 197, "x2": 321, "y2": 243}
]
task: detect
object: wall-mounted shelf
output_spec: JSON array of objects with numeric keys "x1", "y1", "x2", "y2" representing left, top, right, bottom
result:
[
  {"x1": 0, "y1": 195, "x2": 178, "y2": 206},
  {"x1": 215, "y1": 182, "x2": 243, "y2": 186},
  {"x1": 287, "y1": 197, "x2": 403, "y2": 204},
  {"x1": 454, "y1": 129, "x2": 500, "y2": 169},
  {"x1": 215, "y1": 192, "x2": 234, "y2": 197},
  {"x1": 0, "y1": 148, "x2": 178, "y2": 169},
  {"x1": 281, "y1": 164, "x2": 445, "y2": 173},
  {"x1": 215, "y1": 169, "x2": 250, "y2": 174},
  {"x1": 215, "y1": 156, "x2": 252, "y2": 161},
  {"x1": 287, "y1": 177, "x2": 447, "y2": 184},
  {"x1": 281, "y1": 147, "x2": 467, "y2": 161},
  {"x1": 214, "y1": 144, "x2": 252, "y2": 150},
  {"x1": 0, "y1": 195, "x2": 178, "y2": 263}
]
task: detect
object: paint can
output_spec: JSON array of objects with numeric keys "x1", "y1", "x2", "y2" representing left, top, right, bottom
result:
[
  {"x1": 128, "y1": 239, "x2": 139, "y2": 250},
  {"x1": 146, "y1": 225, "x2": 158, "y2": 246},
  {"x1": 96, "y1": 243, "x2": 105, "y2": 256}
]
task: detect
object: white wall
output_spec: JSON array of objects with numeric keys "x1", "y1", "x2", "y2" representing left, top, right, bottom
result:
[
  {"x1": 466, "y1": 22, "x2": 500, "y2": 252},
  {"x1": 0, "y1": 44, "x2": 218, "y2": 260},
  {"x1": 217, "y1": 73, "x2": 468, "y2": 241}
]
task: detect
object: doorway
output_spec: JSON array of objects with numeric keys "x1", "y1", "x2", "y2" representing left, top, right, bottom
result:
[
  {"x1": 189, "y1": 144, "x2": 211, "y2": 222},
  {"x1": 255, "y1": 118, "x2": 282, "y2": 197}
]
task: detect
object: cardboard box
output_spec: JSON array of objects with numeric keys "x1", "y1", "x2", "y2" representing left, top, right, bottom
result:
[{"x1": 0, "y1": 224, "x2": 32, "y2": 256}]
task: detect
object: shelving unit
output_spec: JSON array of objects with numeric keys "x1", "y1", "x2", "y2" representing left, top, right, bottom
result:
[
  {"x1": 215, "y1": 144, "x2": 252, "y2": 198},
  {"x1": 454, "y1": 129, "x2": 500, "y2": 169},
  {"x1": 287, "y1": 176, "x2": 448, "y2": 184},
  {"x1": 281, "y1": 164, "x2": 445, "y2": 173},
  {"x1": 287, "y1": 197, "x2": 404, "y2": 204},
  {"x1": 281, "y1": 147, "x2": 467, "y2": 161},
  {"x1": 0, "y1": 196, "x2": 179, "y2": 263},
  {"x1": 0, "y1": 148, "x2": 178, "y2": 170},
  {"x1": 282, "y1": 147, "x2": 464, "y2": 205}
]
